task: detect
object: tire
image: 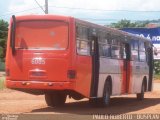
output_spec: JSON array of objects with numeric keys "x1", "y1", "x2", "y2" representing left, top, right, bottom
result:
[
  {"x1": 45, "y1": 91, "x2": 67, "y2": 107},
  {"x1": 89, "y1": 80, "x2": 111, "y2": 107},
  {"x1": 45, "y1": 93, "x2": 53, "y2": 106},
  {"x1": 102, "y1": 80, "x2": 111, "y2": 106},
  {"x1": 137, "y1": 81, "x2": 145, "y2": 100}
]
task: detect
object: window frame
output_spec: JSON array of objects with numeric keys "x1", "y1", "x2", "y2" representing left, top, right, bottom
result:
[
  {"x1": 76, "y1": 24, "x2": 91, "y2": 56},
  {"x1": 15, "y1": 20, "x2": 69, "y2": 50}
]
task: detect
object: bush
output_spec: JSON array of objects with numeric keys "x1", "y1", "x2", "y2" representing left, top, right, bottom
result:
[
  {"x1": 0, "y1": 58, "x2": 5, "y2": 71},
  {"x1": 0, "y1": 77, "x2": 5, "y2": 90},
  {"x1": 154, "y1": 60, "x2": 160, "y2": 74}
]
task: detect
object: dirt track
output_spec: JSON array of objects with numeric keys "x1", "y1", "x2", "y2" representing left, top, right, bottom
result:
[{"x1": 0, "y1": 82, "x2": 160, "y2": 115}]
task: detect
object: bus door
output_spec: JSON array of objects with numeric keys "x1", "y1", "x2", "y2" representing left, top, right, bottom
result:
[
  {"x1": 90, "y1": 36, "x2": 100, "y2": 97},
  {"x1": 121, "y1": 43, "x2": 130, "y2": 94}
]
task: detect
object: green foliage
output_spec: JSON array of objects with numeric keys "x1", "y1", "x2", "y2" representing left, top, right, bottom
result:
[
  {"x1": 154, "y1": 60, "x2": 160, "y2": 74},
  {"x1": 110, "y1": 19, "x2": 150, "y2": 28},
  {"x1": 110, "y1": 19, "x2": 135, "y2": 28},
  {"x1": 0, "y1": 19, "x2": 8, "y2": 62},
  {"x1": 0, "y1": 61, "x2": 5, "y2": 71}
]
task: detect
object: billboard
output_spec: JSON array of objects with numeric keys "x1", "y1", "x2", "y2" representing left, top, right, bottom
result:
[{"x1": 121, "y1": 27, "x2": 160, "y2": 59}]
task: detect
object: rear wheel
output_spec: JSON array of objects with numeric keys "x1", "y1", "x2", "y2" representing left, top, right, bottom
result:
[
  {"x1": 137, "y1": 81, "x2": 145, "y2": 100},
  {"x1": 45, "y1": 91, "x2": 67, "y2": 107},
  {"x1": 89, "y1": 80, "x2": 111, "y2": 107},
  {"x1": 101, "y1": 80, "x2": 111, "y2": 106}
]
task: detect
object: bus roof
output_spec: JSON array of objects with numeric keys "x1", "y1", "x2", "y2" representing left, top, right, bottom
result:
[
  {"x1": 11, "y1": 14, "x2": 72, "y2": 23},
  {"x1": 12, "y1": 14, "x2": 151, "y2": 43},
  {"x1": 75, "y1": 18, "x2": 151, "y2": 43}
]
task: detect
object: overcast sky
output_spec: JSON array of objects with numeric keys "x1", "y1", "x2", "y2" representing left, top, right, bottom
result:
[{"x1": 0, "y1": 0, "x2": 160, "y2": 25}]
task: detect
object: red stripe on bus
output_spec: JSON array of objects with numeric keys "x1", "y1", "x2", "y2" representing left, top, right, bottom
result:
[{"x1": 128, "y1": 61, "x2": 132, "y2": 93}]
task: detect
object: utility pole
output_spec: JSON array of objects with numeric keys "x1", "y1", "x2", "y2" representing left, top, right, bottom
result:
[{"x1": 45, "y1": 0, "x2": 48, "y2": 14}]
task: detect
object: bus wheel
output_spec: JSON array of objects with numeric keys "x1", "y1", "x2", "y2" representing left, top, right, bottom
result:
[
  {"x1": 45, "y1": 92, "x2": 67, "y2": 107},
  {"x1": 89, "y1": 80, "x2": 111, "y2": 107},
  {"x1": 102, "y1": 80, "x2": 111, "y2": 106},
  {"x1": 137, "y1": 81, "x2": 145, "y2": 100}
]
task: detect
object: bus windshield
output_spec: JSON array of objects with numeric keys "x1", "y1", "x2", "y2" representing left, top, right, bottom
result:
[{"x1": 15, "y1": 20, "x2": 68, "y2": 50}]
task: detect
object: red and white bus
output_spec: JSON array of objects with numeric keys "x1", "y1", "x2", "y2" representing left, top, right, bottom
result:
[{"x1": 6, "y1": 15, "x2": 153, "y2": 107}]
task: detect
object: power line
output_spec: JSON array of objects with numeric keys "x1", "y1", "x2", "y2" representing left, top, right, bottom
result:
[
  {"x1": 1, "y1": 5, "x2": 160, "y2": 21},
  {"x1": 0, "y1": 7, "x2": 40, "y2": 17},
  {"x1": 0, "y1": 0, "x2": 48, "y2": 17},
  {"x1": 49, "y1": 5, "x2": 160, "y2": 13},
  {"x1": 34, "y1": 0, "x2": 48, "y2": 14},
  {"x1": 34, "y1": 0, "x2": 45, "y2": 13},
  {"x1": 0, "y1": 9, "x2": 122, "y2": 21},
  {"x1": 1, "y1": 5, "x2": 160, "y2": 17}
]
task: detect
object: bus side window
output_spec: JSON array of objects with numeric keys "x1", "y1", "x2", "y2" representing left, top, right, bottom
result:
[
  {"x1": 76, "y1": 25, "x2": 90, "y2": 56},
  {"x1": 104, "y1": 33, "x2": 112, "y2": 57},
  {"x1": 99, "y1": 44, "x2": 111, "y2": 57},
  {"x1": 99, "y1": 32, "x2": 111, "y2": 57},
  {"x1": 110, "y1": 35, "x2": 122, "y2": 59},
  {"x1": 130, "y1": 40, "x2": 139, "y2": 61},
  {"x1": 120, "y1": 43, "x2": 126, "y2": 59},
  {"x1": 111, "y1": 45, "x2": 121, "y2": 59},
  {"x1": 139, "y1": 41, "x2": 146, "y2": 62}
]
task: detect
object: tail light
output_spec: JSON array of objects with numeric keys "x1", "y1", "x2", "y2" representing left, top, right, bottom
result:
[{"x1": 67, "y1": 70, "x2": 76, "y2": 79}]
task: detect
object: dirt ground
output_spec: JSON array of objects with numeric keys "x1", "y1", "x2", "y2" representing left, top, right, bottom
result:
[{"x1": 0, "y1": 82, "x2": 160, "y2": 115}]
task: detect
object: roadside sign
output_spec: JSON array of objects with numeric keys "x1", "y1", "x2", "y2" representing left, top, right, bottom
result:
[{"x1": 121, "y1": 27, "x2": 160, "y2": 60}]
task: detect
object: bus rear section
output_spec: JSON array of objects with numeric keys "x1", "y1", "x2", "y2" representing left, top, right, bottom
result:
[
  {"x1": 6, "y1": 15, "x2": 153, "y2": 107},
  {"x1": 6, "y1": 15, "x2": 85, "y2": 107}
]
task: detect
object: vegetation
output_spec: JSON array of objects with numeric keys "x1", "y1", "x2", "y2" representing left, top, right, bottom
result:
[
  {"x1": 109, "y1": 19, "x2": 160, "y2": 28},
  {"x1": 154, "y1": 60, "x2": 160, "y2": 75},
  {"x1": 0, "y1": 19, "x2": 8, "y2": 62},
  {"x1": 0, "y1": 77, "x2": 5, "y2": 90},
  {"x1": 109, "y1": 19, "x2": 148, "y2": 28}
]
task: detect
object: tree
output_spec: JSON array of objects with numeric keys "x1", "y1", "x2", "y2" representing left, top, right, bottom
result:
[
  {"x1": 154, "y1": 60, "x2": 160, "y2": 74},
  {"x1": 110, "y1": 19, "x2": 135, "y2": 28},
  {"x1": 0, "y1": 19, "x2": 8, "y2": 62},
  {"x1": 109, "y1": 19, "x2": 150, "y2": 28}
]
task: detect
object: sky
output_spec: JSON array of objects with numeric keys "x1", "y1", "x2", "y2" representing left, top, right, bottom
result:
[{"x1": 0, "y1": 0, "x2": 160, "y2": 25}]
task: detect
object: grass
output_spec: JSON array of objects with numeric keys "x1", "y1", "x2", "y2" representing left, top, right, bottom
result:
[{"x1": 0, "y1": 77, "x2": 5, "y2": 90}]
